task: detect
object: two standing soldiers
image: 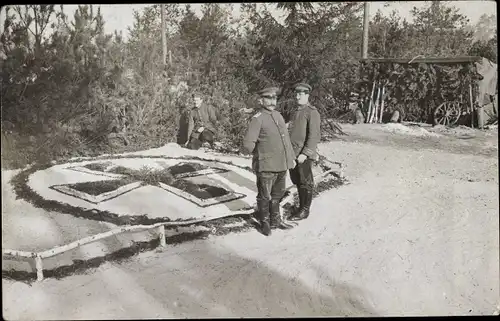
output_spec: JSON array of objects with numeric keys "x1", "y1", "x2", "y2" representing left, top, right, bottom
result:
[{"x1": 242, "y1": 83, "x2": 321, "y2": 236}]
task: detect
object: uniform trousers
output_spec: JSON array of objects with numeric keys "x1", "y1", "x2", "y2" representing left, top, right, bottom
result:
[
  {"x1": 289, "y1": 159, "x2": 314, "y2": 191},
  {"x1": 187, "y1": 129, "x2": 215, "y2": 150},
  {"x1": 256, "y1": 171, "x2": 287, "y2": 204}
]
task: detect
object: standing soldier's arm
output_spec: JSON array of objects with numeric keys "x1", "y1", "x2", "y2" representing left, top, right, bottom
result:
[
  {"x1": 302, "y1": 110, "x2": 321, "y2": 158},
  {"x1": 276, "y1": 112, "x2": 296, "y2": 169},
  {"x1": 242, "y1": 116, "x2": 261, "y2": 154}
]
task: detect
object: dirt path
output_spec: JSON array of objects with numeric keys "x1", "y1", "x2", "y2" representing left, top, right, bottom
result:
[
  {"x1": 338, "y1": 123, "x2": 498, "y2": 159},
  {"x1": 3, "y1": 125, "x2": 499, "y2": 318}
]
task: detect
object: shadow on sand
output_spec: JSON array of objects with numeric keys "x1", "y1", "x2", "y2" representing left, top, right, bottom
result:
[
  {"x1": 136, "y1": 240, "x2": 378, "y2": 317},
  {"x1": 4, "y1": 238, "x2": 377, "y2": 318},
  {"x1": 1, "y1": 215, "x2": 258, "y2": 283}
]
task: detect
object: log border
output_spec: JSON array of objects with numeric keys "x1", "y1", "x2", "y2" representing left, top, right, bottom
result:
[{"x1": 2, "y1": 209, "x2": 255, "y2": 282}]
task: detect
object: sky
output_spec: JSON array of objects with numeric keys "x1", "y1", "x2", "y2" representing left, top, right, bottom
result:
[{"x1": 0, "y1": 1, "x2": 497, "y2": 39}]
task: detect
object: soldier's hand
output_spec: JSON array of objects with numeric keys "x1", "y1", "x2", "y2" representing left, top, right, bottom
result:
[
  {"x1": 297, "y1": 154, "x2": 307, "y2": 164},
  {"x1": 197, "y1": 127, "x2": 205, "y2": 133},
  {"x1": 239, "y1": 107, "x2": 254, "y2": 114}
]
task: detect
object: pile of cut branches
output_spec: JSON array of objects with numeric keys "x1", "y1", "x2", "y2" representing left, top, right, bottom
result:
[{"x1": 354, "y1": 60, "x2": 484, "y2": 124}]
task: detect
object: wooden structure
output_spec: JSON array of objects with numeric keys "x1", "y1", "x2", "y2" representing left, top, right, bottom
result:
[
  {"x1": 361, "y1": 56, "x2": 482, "y2": 65},
  {"x1": 359, "y1": 56, "x2": 484, "y2": 126},
  {"x1": 2, "y1": 212, "x2": 253, "y2": 282}
]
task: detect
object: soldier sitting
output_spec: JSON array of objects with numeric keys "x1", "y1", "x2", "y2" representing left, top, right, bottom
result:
[{"x1": 187, "y1": 92, "x2": 219, "y2": 150}]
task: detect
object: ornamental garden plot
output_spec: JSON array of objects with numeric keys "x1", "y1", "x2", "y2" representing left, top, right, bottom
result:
[
  {"x1": 4, "y1": 150, "x2": 346, "y2": 282},
  {"x1": 23, "y1": 156, "x2": 259, "y2": 225}
]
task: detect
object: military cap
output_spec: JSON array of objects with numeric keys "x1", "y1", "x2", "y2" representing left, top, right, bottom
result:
[
  {"x1": 294, "y1": 82, "x2": 312, "y2": 93},
  {"x1": 349, "y1": 91, "x2": 359, "y2": 102},
  {"x1": 257, "y1": 86, "x2": 280, "y2": 97},
  {"x1": 191, "y1": 91, "x2": 203, "y2": 98}
]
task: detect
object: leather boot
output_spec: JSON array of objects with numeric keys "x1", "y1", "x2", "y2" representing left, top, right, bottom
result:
[
  {"x1": 269, "y1": 201, "x2": 294, "y2": 230},
  {"x1": 257, "y1": 200, "x2": 272, "y2": 236},
  {"x1": 289, "y1": 188, "x2": 313, "y2": 221},
  {"x1": 288, "y1": 187, "x2": 306, "y2": 220}
]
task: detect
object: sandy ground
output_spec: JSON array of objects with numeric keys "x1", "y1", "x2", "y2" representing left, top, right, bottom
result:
[{"x1": 2, "y1": 123, "x2": 499, "y2": 318}]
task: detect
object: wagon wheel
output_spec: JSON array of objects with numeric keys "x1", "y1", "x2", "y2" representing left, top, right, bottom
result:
[{"x1": 433, "y1": 101, "x2": 461, "y2": 126}]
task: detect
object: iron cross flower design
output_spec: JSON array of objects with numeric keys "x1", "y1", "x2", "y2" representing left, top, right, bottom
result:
[{"x1": 49, "y1": 161, "x2": 246, "y2": 207}]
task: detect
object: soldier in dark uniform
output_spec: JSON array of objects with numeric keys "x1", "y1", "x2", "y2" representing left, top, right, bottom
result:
[
  {"x1": 242, "y1": 87, "x2": 296, "y2": 236},
  {"x1": 187, "y1": 92, "x2": 219, "y2": 150},
  {"x1": 286, "y1": 82, "x2": 321, "y2": 221}
]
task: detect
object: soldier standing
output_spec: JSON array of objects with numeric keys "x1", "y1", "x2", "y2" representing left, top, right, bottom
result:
[
  {"x1": 286, "y1": 82, "x2": 321, "y2": 221},
  {"x1": 242, "y1": 86, "x2": 296, "y2": 236}
]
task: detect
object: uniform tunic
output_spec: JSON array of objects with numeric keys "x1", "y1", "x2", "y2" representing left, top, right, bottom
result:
[
  {"x1": 192, "y1": 103, "x2": 218, "y2": 134},
  {"x1": 287, "y1": 103, "x2": 321, "y2": 160},
  {"x1": 242, "y1": 108, "x2": 295, "y2": 173}
]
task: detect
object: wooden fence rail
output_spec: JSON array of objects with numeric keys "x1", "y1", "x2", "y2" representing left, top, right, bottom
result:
[
  {"x1": 2, "y1": 209, "x2": 256, "y2": 282},
  {"x1": 3, "y1": 249, "x2": 38, "y2": 258}
]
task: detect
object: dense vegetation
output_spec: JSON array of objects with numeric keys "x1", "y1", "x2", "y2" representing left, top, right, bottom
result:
[{"x1": 1, "y1": 3, "x2": 497, "y2": 169}]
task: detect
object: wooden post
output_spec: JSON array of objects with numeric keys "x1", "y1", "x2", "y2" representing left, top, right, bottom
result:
[
  {"x1": 161, "y1": 4, "x2": 167, "y2": 67},
  {"x1": 379, "y1": 86, "x2": 385, "y2": 123},
  {"x1": 371, "y1": 84, "x2": 381, "y2": 123},
  {"x1": 366, "y1": 80, "x2": 376, "y2": 123},
  {"x1": 469, "y1": 82, "x2": 475, "y2": 128},
  {"x1": 158, "y1": 225, "x2": 166, "y2": 247},
  {"x1": 35, "y1": 255, "x2": 44, "y2": 282},
  {"x1": 362, "y1": 2, "x2": 370, "y2": 59}
]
